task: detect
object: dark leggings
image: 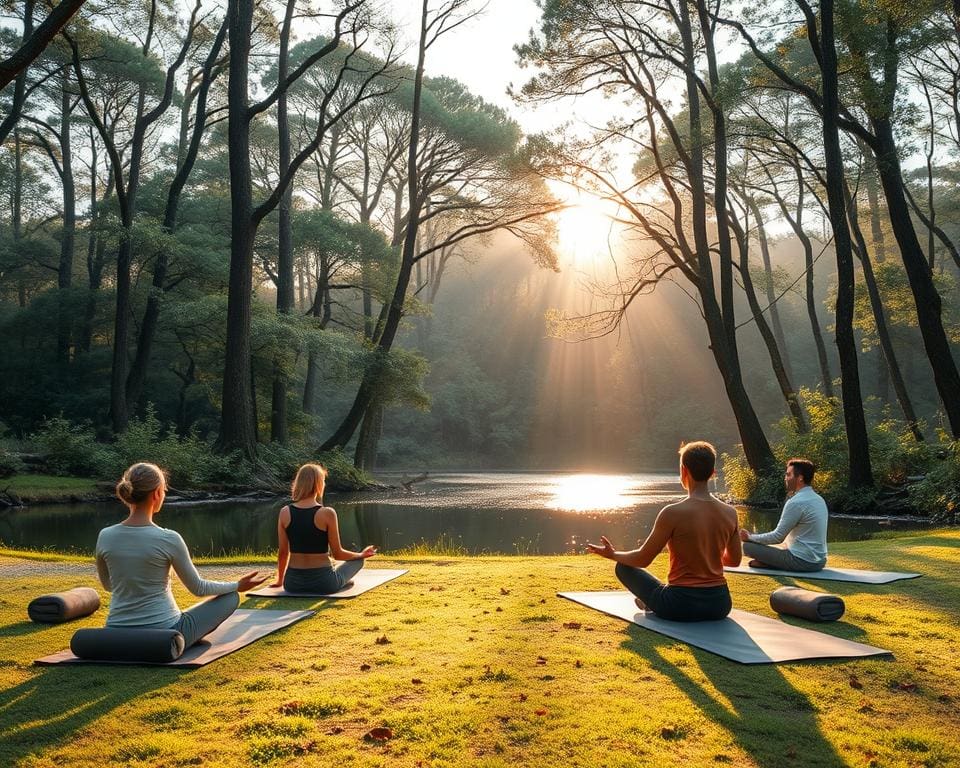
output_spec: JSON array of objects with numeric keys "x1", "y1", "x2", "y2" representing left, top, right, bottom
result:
[
  {"x1": 283, "y1": 559, "x2": 364, "y2": 594},
  {"x1": 615, "y1": 562, "x2": 732, "y2": 622}
]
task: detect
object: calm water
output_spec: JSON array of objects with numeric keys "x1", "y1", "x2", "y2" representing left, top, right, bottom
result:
[{"x1": 0, "y1": 471, "x2": 928, "y2": 556}]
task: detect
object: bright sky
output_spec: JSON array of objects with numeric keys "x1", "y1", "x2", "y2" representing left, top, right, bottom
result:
[{"x1": 382, "y1": 0, "x2": 613, "y2": 136}]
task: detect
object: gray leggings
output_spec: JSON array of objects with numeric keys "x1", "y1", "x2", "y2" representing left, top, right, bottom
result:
[
  {"x1": 283, "y1": 559, "x2": 365, "y2": 594},
  {"x1": 172, "y1": 591, "x2": 240, "y2": 647},
  {"x1": 743, "y1": 542, "x2": 826, "y2": 572}
]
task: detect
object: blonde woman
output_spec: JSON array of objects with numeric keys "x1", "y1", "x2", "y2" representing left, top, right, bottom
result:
[
  {"x1": 271, "y1": 463, "x2": 377, "y2": 593},
  {"x1": 95, "y1": 463, "x2": 267, "y2": 647}
]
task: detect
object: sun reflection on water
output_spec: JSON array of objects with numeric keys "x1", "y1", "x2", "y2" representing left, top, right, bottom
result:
[{"x1": 546, "y1": 474, "x2": 638, "y2": 512}]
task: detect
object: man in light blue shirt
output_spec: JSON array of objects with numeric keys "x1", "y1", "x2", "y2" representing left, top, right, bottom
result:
[{"x1": 738, "y1": 459, "x2": 828, "y2": 572}]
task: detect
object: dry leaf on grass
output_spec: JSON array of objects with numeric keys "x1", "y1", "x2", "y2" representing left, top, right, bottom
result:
[{"x1": 364, "y1": 727, "x2": 394, "y2": 742}]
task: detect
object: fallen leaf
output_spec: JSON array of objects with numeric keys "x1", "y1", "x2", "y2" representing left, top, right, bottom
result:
[
  {"x1": 539, "y1": 598, "x2": 547, "y2": 604},
  {"x1": 519, "y1": 693, "x2": 528, "y2": 702},
  {"x1": 849, "y1": 676, "x2": 863, "y2": 690},
  {"x1": 536, "y1": 656, "x2": 547, "y2": 665},
  {"x1": 660, "y1": 726, "x2": 676, "y2": 740},
  {"x1": 500, "y1": 588, "x2": 510, "y2": 595},
  {"x1": 575, "y1": 660, "x2": 583, "y2": 668},
  {"x1": 360, "y1": 663, "x2": 371, "y2": 671},
  {"x1": 364, "y1": 727, "x2": 394, "y2": 742},
  {"x1": 535, "y1": 709, "x2": 547, "y2": 716},
  {"x1": 375, "y1": 634, "x2": 391, "y2": 645},
  {"x1": 495, "y1": 607, "x2": 503, "y2": 612},
  {"x1": 411, "y1": 678, "x2": 423, "y2": 685},
  {"x1": 328, "y1": 726, "x2": 344, "y2": 735},
  {"x1": 562, "y1": 622, "x2": 582, "y2": 630}
]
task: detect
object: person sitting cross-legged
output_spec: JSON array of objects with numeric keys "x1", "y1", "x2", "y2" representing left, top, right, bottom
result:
[
  {"x1": 739, "y1": 458, "x2": 827, "y2": 573},
  {"x1": 96, "y1": 463, "x2": 268, "y2": 648},
  {"x1": 587, "y1": 441, "x2": 742, "y2": 622},
  {"x1": 271, "y1": 463, "x2": 378, "y2": 594}
]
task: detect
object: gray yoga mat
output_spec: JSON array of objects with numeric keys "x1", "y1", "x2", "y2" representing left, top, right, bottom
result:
[
  {"x1": 724, "y1": 563, "x2": 920, "y2": 584},
  {"x1": 34, "y1": 609, "x2": 313, "y2": 668},
  {"x1": 247, "y1": 568, "x2": 407, "y2": 598},
  {"x1": 558, "y1": 591, "x2": 891, "y2": 664}
]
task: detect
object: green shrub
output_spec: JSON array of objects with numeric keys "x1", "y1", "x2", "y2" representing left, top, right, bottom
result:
[
  {"x1": 31, "y1": 416, "x2": 108, "y2": 476},
  {"x1": 257, "y1": 443, "x2": 372, "y2": 492},
  {"x1": 721, "y1": 389, "x2": 938, "y2": 509},
  {"x1": 0, "y1": 449, "x2": 25, "y2": 478},
  {"x1": 908, "y1": 442, "x2": 960, "y2": 522},
  {"x1": 107, "y1": 405, "x2": 243, "y2": 487}
]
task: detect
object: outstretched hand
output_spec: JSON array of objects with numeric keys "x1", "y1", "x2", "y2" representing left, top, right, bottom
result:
[
  {"x1": 586, "y1": 535, "x2": 616, "y2": 559},
  {"x1": 738, "y1": 529, "x2": 751, "y2": 542},
  {"x1": 237, "y1": 571, "x2": 270, "y2": 592},
  {"x1": 360, "y1": 545, "x2": 378, "y2": 559}
]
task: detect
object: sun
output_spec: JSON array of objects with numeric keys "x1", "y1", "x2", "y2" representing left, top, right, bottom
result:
[
  {"x1": 546, "y1": 474, "x2": 637, "y2": 512},
  {"x1": 548, "y1": 181, "x2": 618, "y2": 266}
]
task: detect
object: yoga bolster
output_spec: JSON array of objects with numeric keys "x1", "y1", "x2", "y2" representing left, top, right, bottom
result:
[
  {"x1": 770, "y1": 586, "x2": 845, "y2": 622},
  {"x1": 28, "y1": 587, "x2": 101, "y2": 624},
  {"x1": 70, "y1": 628, "x2": 186, "y2": 663}
]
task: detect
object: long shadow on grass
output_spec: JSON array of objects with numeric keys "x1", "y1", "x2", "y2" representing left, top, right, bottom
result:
[
  {"x1": 0, "y1": 667, "x2": 183, "y2": 765},
  {"x1": 621, "y1": 629, "x2": 846, "y2": 768}
]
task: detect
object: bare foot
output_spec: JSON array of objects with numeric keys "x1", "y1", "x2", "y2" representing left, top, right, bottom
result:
[
  {"x1": 748, "y1": 559, "x2": 774, "y2": 569},
  {"x1": 634, "y1": 597, "x2": 648, "y2": 612}
]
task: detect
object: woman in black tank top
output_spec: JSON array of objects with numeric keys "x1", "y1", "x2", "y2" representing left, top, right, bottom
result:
[{"x1": 271, "y1": 463, "x2": 377, "y2": 594}]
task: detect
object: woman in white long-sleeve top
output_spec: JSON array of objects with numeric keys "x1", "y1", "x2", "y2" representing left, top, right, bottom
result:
[{"x1": 95, "y1": 462, "x2": 267, "y2": 647}]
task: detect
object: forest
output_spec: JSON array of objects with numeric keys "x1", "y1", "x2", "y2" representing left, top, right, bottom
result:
[{"x1": 1, "y1": 0, "x2": 959, "y2": 514}]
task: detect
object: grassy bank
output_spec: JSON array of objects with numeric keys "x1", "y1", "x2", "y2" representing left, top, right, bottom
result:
[
  {"x1": 0, "y1": 475, "x2": 103, "y2": 503},
  {"x1": 2, "y1": 532, "x2": 959, "y2": 767}
]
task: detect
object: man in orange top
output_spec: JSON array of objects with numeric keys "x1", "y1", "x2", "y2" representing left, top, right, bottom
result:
[{"x1": 587, "y1": 441, "x2": 742, "y2": 622}]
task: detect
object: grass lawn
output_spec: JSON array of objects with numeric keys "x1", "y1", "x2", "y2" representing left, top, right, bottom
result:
[
  {"x1": 1, "y1": 475, "x2": 101, "y2": 501},
  {"x1": 1, "y1": 531, "x2": 959, "y2": 767}
]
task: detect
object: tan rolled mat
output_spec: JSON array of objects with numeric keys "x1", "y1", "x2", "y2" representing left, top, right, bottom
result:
[
  {"x1": 724, "y1": 563, "x2": 920, "y2": 584},
  {"x1": 247, "y1": 568, "x2": 407, "y2": 598},
  {"x1": 34, "y1": 609, "x2": 313, "y2": 668},
  {"x1": 558, "y1": 591, "x2": 891, "y2": 665}
]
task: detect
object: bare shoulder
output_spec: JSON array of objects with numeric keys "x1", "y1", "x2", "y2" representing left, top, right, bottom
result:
[
  {"x1": 658, "y1": 499, "x2": 685, "y2": 518},
  {"x1": 714, "y1": 496, "x2": 738, "y2": 520},
  {"x1": 317, "y1": 506, "x2": 337, "y2": 519}
]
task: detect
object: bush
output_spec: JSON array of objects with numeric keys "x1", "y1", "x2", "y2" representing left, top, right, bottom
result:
[
  {"x1": 908, "y1": 442, "x2": 960, "y2": 523},
  {"x1": 721, "y1": 388, "x2": 939, "y2": 509},
  {"x1": 0, "y1": 448, "x2": 25, "y2": 478},
  {"x1": 258, "y1": 443, "x2": 372, "y2": 492},
  {"x1": 31, "y1": 416, "x2": 109, "y2": 476},
  {"x1": 107, "y1": 406, "x2": 243, "y2": 487}
]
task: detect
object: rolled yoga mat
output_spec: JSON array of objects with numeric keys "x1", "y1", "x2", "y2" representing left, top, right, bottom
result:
[
  {"x1": 769, "y1": 586, "x2": 845, "y2": 622},
  {"x1": 35, "y1": 609, "x2": 314, "y2": 668},
  {"x1": 70, "y1": 627, "x2": 186, "y2": 663},
  {"x1": 27, "y1": 587, "x2": 101, "y2": 624}
]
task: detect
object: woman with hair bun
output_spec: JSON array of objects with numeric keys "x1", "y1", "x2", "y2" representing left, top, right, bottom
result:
[
  {"x1": 271, "y1": 463, "x2": 377, "y2": 594},
  {"x1": 95, "y1": 462, "x2": 267, "y2": 647}
]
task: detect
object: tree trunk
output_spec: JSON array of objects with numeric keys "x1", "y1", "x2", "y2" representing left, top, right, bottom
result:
[
  {"x1": 126, "y1": 19, "x2": 227, "y2": 411},
  {"x1": 354, "y1": 402, "x2": 383, "y2": 470},
  {"x1": 218, "y1": 0, "x2": 259, "y2": 459},
  {"x1": 730, "y1": 214, "x2": 808, "y2": 432},
  {"x1": 746, "y1": 195, "x2": 792, "y2": 379},
  {"x1": 320, "y1": 0, "x2": 430, "y2": 453},
  {"x1": 271, "y1": 0, "x2": 296, "y2": 445},
  {"x1": 57, "y1": 75, "x2": 75, "y2": 365},
  {"x1": 844, "y1": 180, "x2": 923, "y2": 441},
  {"x1": 819, "y1": 0, "x2": 873, "y2": 486},
  {"x1": 871, "y1": 115, "x2": 960, "y2": 437}
]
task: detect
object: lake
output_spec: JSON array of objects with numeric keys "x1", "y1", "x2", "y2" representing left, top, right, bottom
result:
[{"x1": 0, "y1": 471, "x2": 928, "y2": 556}]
